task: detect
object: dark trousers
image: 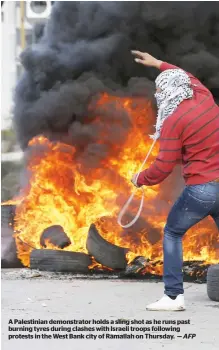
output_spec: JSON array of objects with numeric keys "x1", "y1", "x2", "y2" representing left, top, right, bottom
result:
[{"x1": 163, "y1": 180, "x2": 219, "y2": 296}]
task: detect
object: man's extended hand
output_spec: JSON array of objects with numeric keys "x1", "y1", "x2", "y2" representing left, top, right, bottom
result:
[
  {"x1": 131, "y1": 173, "x2": 141, "y2": 188},
  {"x1": 131, "y1": 50, "x2": 162, "y2": 69}
]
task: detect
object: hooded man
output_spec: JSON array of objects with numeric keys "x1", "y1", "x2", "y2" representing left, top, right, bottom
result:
[{"x1": 131, "y1": 51, "x2": 219, "y2": 311}]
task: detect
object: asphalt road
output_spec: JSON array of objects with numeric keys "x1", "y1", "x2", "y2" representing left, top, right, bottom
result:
[{"x1": 1, "y1": 269, "x2": 219, "y2": 350}]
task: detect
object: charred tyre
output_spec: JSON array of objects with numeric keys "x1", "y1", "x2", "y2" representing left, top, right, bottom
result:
[
  {"x1": 30, "y1": 249, "x2": 92, "y2": 273},
  {"x1": 86, "y1": 224, "x2": 127, "y2": 270},
  {"x1": 207, "y1": 264, "x2": 219, "y2": 302}
]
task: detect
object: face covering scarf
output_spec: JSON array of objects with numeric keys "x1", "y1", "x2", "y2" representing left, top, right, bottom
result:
[{"x1": 151, "y1": 68, "x2": 193, "y2": 140}]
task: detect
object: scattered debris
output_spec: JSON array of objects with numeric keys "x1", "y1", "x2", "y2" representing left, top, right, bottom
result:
[{"x1": 124, "y1": 256, "x2": 149, "y2": 275}]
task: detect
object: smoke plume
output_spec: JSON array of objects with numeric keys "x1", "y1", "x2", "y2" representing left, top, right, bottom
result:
[{"x1": 14, "y1": 1, "x2": 219, "y2": 153}]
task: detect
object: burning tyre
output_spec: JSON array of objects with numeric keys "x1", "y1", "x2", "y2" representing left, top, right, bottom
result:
[
  {"x1": 30, "y1": 249, "x2": 92, "y2": 273},
  {"x1": 1, "y1": 204, "x2": 15, "y2": 227},
  {"x1": 86, "y1": 224, "x2": 127, "y2": 270},
  {"x1": 40, "y1": 225, "x2": 71, "y2": 249},
  {"x1": 207, "y1": 264, "x2": 219, "y2": 302}
]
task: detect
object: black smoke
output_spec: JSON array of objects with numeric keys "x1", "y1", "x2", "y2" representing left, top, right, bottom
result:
[
  {"x1": 14, "y1": 1, "x2": 219, "y2": 154},
  {"x1": 33, "y1": 22, "x2": 46, "y2": 43}
]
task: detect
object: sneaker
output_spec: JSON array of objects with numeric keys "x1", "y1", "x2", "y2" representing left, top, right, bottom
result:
[{"x1": 146, "y1": 294, "x2": 185, "y2": 311}]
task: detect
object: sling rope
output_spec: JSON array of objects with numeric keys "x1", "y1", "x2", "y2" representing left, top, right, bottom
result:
[{"x1": 117, "y1": 139, "x2": 157, "y2": 228}]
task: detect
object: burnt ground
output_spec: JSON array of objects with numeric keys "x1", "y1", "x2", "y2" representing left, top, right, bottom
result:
[{"x1": 1, "y1": 268, "x2": 219, "y2": 350}]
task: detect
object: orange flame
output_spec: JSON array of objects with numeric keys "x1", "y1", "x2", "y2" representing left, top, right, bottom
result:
[{"x1": 4, "y1": 93, "x2": 219, "y2": 270}]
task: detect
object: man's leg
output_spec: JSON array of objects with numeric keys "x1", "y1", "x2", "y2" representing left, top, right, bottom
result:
[
  {"x1": 147, "y1": 183, "x2": 216, "y2": 311},
  {"x1": 211, "y1": 208, "x2": 219, "y2": 229},
  {"x1": 211, "y1": 212, "x2": 219, "y2": 229},
  {"x1": 164, "y1": 183, "x2": 218, "y2": 297},
  {"x1": 209, "y1": 181, "x2": 219, "y2": 229}
]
